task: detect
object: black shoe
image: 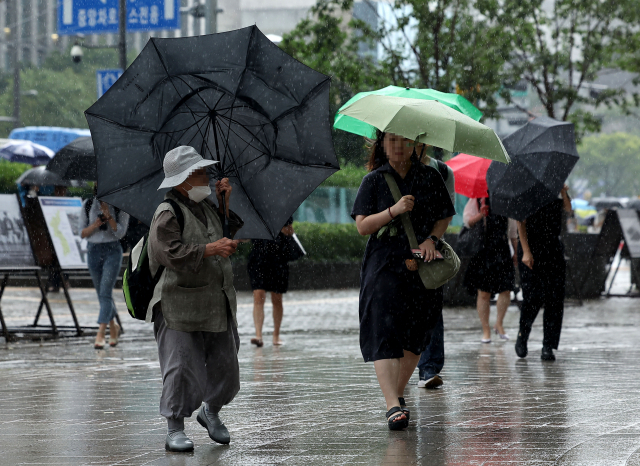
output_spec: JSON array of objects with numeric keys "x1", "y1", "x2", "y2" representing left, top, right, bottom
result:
[
  {"x1": 197, "y1": 406, "x2": 230, "y2": 444},
  {"x1": 515, "y1": 332, "x2": 528, "y2": 358},
  {"x1": 541, "y1": 346, "x2": 556, "y2": 361}
]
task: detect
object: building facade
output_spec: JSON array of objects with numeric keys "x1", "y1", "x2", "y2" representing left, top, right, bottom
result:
[{"x1": 0, "y1": 0, "x2": 322, "y2": 70}]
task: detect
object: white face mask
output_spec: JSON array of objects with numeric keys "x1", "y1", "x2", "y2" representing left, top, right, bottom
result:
[{"x1": 186, "y1": 183, "x2": 211, "y2": 203}]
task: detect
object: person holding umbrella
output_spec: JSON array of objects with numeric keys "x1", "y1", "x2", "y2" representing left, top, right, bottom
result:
[
  {"x1": 80, "y1": 184, "x2": 130, "y2": 349},
  {"x1": 486, "y1": 117, "x2": 579, "y2": 361},
  {"x1": 352, "y1": 132, "x2": 456, "y2": 430},
  {"x1": 147, "y1": 146, "x2": 243, "y2": 452},
  {"x1": 516, "y1": 186, "x2": 573, "y2": 361}
]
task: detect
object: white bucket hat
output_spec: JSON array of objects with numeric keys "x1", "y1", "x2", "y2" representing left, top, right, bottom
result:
[{"x1": 158, "y1": 146, "x2": 218, "y2": 190}]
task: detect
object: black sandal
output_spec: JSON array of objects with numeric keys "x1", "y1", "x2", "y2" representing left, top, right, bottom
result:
[
  {"x1": 386, "y1": 407, "x2": 408, "y2": 431},
  {"x1": 398, "y1": 397, "x2": 410, "y2": 421}
]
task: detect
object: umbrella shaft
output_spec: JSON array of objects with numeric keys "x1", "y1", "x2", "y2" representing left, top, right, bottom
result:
[{"x1": 221, "y1": 191, "x2": 230, "y2": 238}]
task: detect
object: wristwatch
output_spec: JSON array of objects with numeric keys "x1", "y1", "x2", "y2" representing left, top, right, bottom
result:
[{"x1": 427, "y1": 235, "x2": 439, "y2": 245}]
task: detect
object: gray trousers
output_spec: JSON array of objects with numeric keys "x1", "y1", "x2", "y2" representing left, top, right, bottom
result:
[{"x1": 154, "y1": 308, "x2": 240, "y2": 420}]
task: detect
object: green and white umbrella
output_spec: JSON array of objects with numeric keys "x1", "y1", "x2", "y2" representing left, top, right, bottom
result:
[
  {"x1": 336, "y1": 95, "x2": 510, "y2": 163},
  {"x1": 334, "y1": 85, "x2": 482, "y2": 138}
]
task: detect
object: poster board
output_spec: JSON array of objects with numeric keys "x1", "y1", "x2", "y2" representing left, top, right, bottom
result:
[
  {"x1": 0, "y1": 194, "x2": 36, "y2": 267},
  {"x1": 618, "y1": 209, "x2": 640, "y2": 259},
  {"x1": 38, "y1": 197, "x2": 88, "y2": 268}
]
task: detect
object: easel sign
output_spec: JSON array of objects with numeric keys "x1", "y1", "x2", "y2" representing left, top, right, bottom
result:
[
  {"x1": 618, "y1": 209, "x2": 640, "y2": 259},
  {"x1": 0, "y1": 194, "x2": 36, "y2": 267},
  {"x1": 38, "y1": 197, "x2": 87, "y2": 269}
]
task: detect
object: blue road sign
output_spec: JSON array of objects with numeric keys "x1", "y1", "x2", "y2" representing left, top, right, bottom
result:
[
  {"x1": 58, "y1": 0, "x2": 179, "y2": 35},
  {"x1": 97, "y1": 69, "x2": 123, "y2": 98}
]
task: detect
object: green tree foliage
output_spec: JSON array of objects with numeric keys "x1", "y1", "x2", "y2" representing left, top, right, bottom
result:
[
  {"x1": 281, "y1": 0, "x2": 385, "y2": 166},
  {"x1": 371, "y1": 0, "x2": 509, "y2": 120},
  {"x1": 0, "y1": 47, "x2": 129, "y2": 137},
  {"x1": 570, "y1": 132, "x2": 640, "y2": 197},
  {"x1": 478, "y1": 0, "x2": 640, "y2": 137}
]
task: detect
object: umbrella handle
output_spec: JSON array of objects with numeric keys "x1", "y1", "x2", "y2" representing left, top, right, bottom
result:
[{"x1": 221, "y1": 191, "x2": 230, "y2": 238}]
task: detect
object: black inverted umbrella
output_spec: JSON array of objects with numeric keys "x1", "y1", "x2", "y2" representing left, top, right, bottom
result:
[
  {"x1": 46, "y1": 137, "x2": 97, "y2": 181},
  {"x1": 85, "y1": 26, "x2": 339, "y2": 239},
  {"x1": 486, "y1": 117, "x2": 579, "y2": 221}
]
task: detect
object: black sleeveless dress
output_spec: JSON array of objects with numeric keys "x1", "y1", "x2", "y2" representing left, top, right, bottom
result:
[
  {"x1": 463, "y1": 199, "x2": 515, "y2": 295},
  {"x1": 247, "y1": 217, "x2": 293, "y2": 294}
]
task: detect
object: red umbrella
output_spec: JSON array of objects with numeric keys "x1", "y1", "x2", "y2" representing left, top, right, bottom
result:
[{"x1": 445, "y1": 153, "x2": 491, "y2": 198}]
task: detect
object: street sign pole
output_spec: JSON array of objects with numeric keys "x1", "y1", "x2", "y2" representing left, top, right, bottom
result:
[
  {"x1": 206, "y1": 0, "x2": 217, "y2": 34},
  {"x1": 118, "y1": 0, "x2": 127, "y2": 71}
]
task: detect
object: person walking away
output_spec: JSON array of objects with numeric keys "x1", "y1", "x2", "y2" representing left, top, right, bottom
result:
[
  {"x1": 80, "y1": 184, "x2": 129, "y2": 349},
  {"x1": 352, "y1": 132, "x2": 455, "y2": 430},
  {"x1": 515, "y1": 184, "x2": 573, "y2": 361},
  {"x1": 417, "y1": 149, "x2": 454, "y2": 389},
  {"x1": 462, "y1": 197, "x2": 517, "y2": 343},
  {"x1": 147, "y1": 146, "x2": 243, "y2": 452},
  {"x1": 248, "y1": 217, "x2": 295, "y2": 347}
]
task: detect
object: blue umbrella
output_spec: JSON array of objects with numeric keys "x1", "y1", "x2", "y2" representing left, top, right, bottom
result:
[{"x1": 0, "y1": 140, "x2": 55, "y2": 166}]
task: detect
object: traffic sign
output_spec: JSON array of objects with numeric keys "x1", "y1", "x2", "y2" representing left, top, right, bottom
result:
[
  {"x1": 58, "y1": 0, "x2": 180, "y2": 35},
  {"x1": 97, "y1": 69, "x2": 123, "y2": 98}
]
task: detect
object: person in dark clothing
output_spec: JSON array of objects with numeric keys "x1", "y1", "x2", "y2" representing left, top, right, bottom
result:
[
  {"x1": 417, "y1": 153, "x2": 454, "y2": 390},
  {"x1": 515, "y1": 185, "x2": 573, "y2": 361},
  {"x1": 248, "y1": 217, "x2": 294, "y2": 347},
  {"x1": 352, "y1": 131, "x2": 455, "y2": 430},
  {"x1": 463, "y1": 197, "x2": 517, "y2": 343}
]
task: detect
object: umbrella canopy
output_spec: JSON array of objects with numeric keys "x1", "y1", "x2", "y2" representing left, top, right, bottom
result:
[
  {"x1": 445, "y1": 153, "x2": 491, "y2": 198},
  {"x1": 85, "y1": 26, "x2": 339, "y2": 239},
  {"x1": 487, "y1": 116, "x2": 579, "y2": 221},
  {"x1": 627, "y1": 199, "x2": 640, "y2": 211},
  {"x1": 336, "y1": 95, "x2": 509, "y2": 163},
  {"x1": 591, "y1": 197, "x2": 624, "y2": 210},
  {"x1": 46, "y1": 137, "x2": 97, "y2": 181},
  {"x1": 334, "y1": 86, "x2": 482, "y2": 138},
  {"x1": 16, "y1": 166, "x2": 80, "y2": 187},
  {"x1": 0, "y1": 140, "x2": 55, "y2": 166}
]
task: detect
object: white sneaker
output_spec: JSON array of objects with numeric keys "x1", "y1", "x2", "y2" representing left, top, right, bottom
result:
[{"x1": 418, "y1": 375, "x2": 443, "y2": 389}]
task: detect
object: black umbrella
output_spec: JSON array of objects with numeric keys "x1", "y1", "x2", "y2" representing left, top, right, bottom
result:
[
  {"x1": 591, "y1": 197, "x2": 624, "y2": 210},
  {"x1": 46, "y1": 137, "x2": 97, "y2": 181},
  {"x1": 85, "y1": 26, "x2": 339, "y2": 239},
  {"x1": 16, "y1": 166, "x2": 85, "y2": 187},
  {"x1": 486, "y1": 117, "x2": 579, "y2": 221}
]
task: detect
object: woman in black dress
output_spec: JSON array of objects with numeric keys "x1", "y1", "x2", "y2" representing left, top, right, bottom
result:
[
  {"x1": 462, "y1": 197, "x2": 517, "y2": 343},
  {"x1": 516, "y1": 185, "x2": 573, "y2": 361},
  {"x1": 247, "y1": 218, "x2": 294, "y2": 347},
  {"x1": 352, "y1": 132, "x2": 455, "y2": 430}
]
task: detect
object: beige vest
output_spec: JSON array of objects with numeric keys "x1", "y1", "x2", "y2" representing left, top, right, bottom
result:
[{"x1": 147, "y1": 192, "x2": 237, "y2": 333}]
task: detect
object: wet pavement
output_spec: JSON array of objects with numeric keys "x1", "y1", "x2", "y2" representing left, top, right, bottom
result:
[{"x1": 1, "y1": 266, "x2": 640, "y2": 465}]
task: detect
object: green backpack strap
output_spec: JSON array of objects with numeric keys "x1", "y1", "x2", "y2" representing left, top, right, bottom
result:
[{"x1": 382, "y1": 173, "x2": 420, "y2": 250}]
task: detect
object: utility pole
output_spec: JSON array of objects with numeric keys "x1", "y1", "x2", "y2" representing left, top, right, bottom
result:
[
  {"x1": 118, "y1": 0, "x2": 127, "y2": 71},
  {"x1": 9, "y1": 0, "x2": 21, "y2": 128},
  {"x1": 206, "y1": 0, "x2": 218, "y2": 34}
]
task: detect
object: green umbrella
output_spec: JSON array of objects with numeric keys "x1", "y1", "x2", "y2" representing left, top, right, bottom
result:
[
  {"x1": 337, "y1": 95, "x2": 510, "y2": 163},
  {"x1": 334, "y1": 85, "x2": 483, "y2": 138}
]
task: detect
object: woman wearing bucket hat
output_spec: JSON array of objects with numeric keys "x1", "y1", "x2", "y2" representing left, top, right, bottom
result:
[{"x1": 146, "y1": 146, "x2": 244, "y2": 452}]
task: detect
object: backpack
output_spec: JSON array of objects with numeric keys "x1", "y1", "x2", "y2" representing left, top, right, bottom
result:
[{"x1": 122, "y1": 199, "x2": 184, "y2": 321}]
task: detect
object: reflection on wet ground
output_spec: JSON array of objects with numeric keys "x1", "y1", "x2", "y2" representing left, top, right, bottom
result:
[{"x1": 1, "y1": 286, "x2": 640, "y2": 465}]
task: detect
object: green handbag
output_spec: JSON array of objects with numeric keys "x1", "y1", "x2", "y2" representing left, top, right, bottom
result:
[{"x1": 383, "y1": 173, "x2": 461, "y2": 290}]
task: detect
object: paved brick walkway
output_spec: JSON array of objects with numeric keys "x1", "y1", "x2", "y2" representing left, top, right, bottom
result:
[{"x1": 1, "y1": 274, "x2": 640, "y2": 465}]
